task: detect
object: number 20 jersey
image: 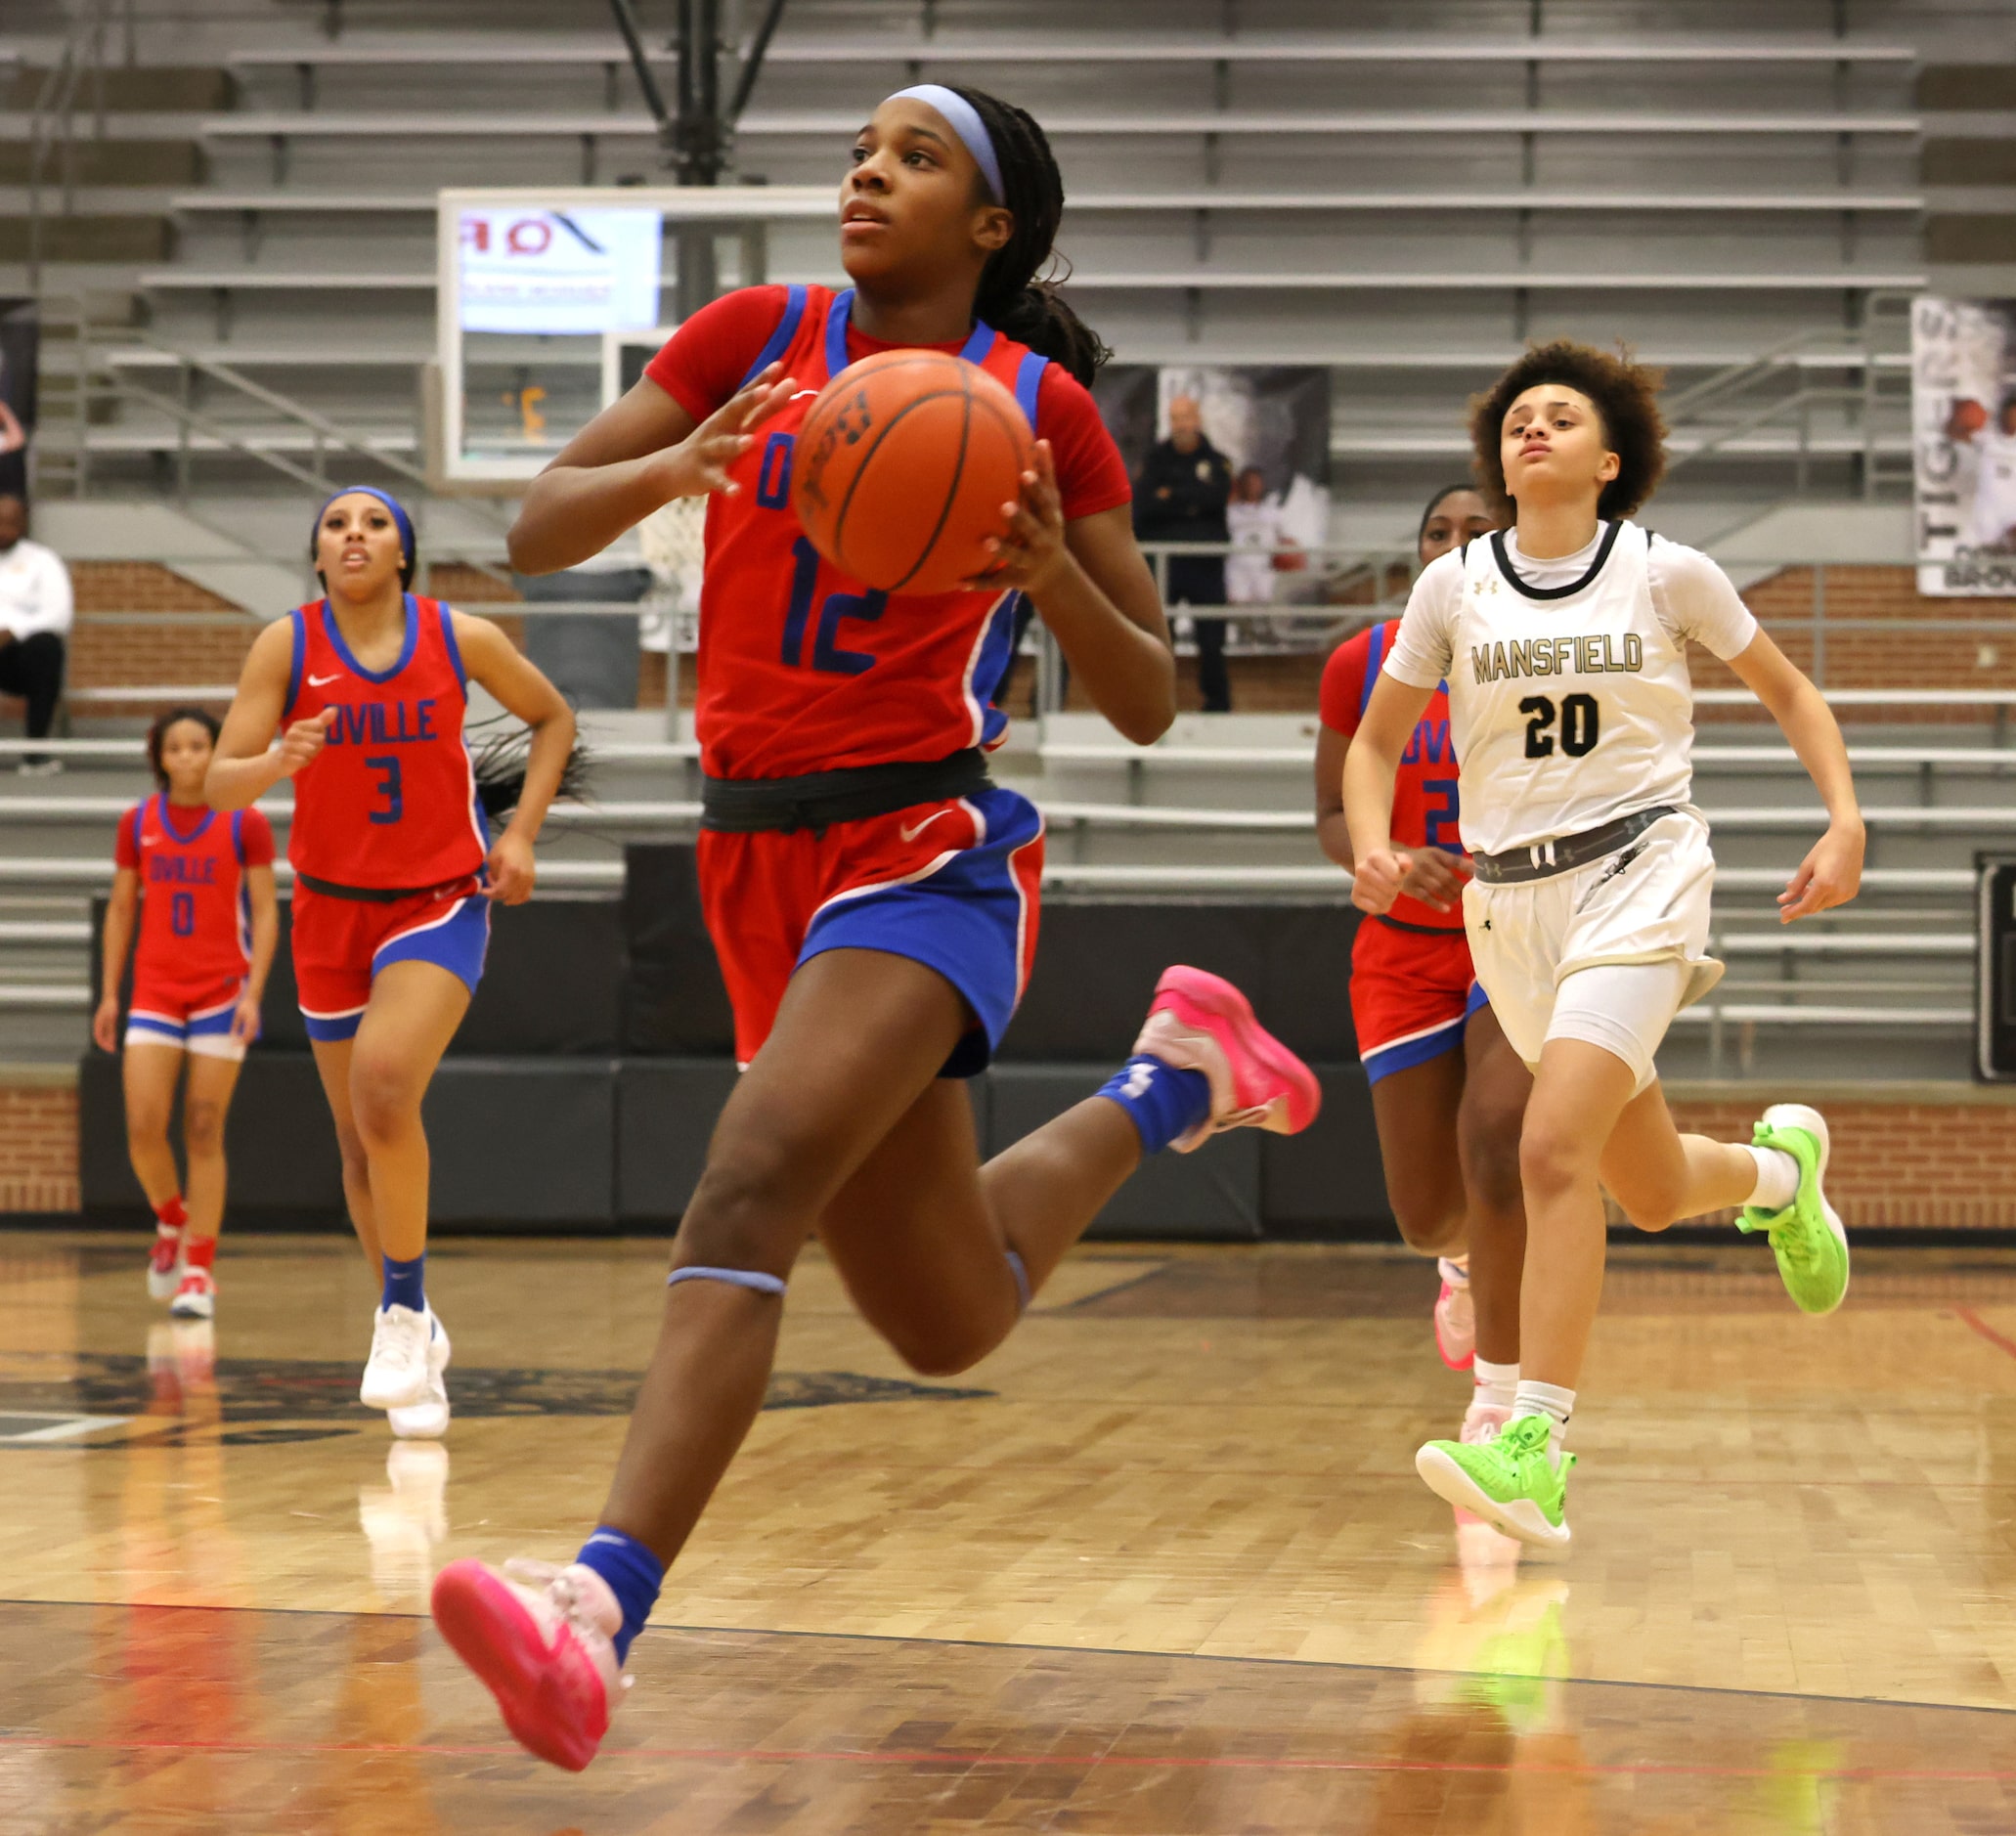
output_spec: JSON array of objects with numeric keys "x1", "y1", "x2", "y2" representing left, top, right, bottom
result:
[
  {"x1": 1426, "y1": 520, "x2": 1699, "y2": 857},
  {"x1": 692, "y1": 284, "x2": 1050, "y2": 782},
  {"x1": 281, "y1": 593, "x2": 488, "y2": 890}
]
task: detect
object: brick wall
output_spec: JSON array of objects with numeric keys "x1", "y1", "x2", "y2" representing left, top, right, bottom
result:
[{"x1": 0, "y1": 1083, "x2": 80, "y2": 1213}]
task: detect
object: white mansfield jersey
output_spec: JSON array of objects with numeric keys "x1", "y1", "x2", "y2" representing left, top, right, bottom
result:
[{"x1": 1383, "y1": 521, "x2": 1758, "y2": 856}]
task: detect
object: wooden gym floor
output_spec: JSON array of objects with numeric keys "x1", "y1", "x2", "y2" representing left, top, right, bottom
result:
[{"x1": 5, "y1": 1229, "x2": 2016, "y2": 1833}]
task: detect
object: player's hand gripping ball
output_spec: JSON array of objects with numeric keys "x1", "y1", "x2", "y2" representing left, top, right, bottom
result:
[{"x1": 791, "y1": 350, "x2": 1033, "y2": 595}]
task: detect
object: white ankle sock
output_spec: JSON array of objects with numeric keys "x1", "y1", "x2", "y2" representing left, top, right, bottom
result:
[
  {"x1": 1743, "y1": 1144, "x2": 1799, "y2": 1211},
  {"x1": 1437, "y1": 1255, "x2": 1469, "y2": 1288},
  {"x1": 1472, "y1": 1357, "x2": 1519, "y2": 1412},
  {"x1": 1513, "y1": 1379, "x2": 1575, "y2": 1464}
]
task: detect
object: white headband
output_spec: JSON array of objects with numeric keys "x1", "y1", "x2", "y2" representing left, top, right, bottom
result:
[{"x1": 887, "y1": 84, "x2": 1005, "y2": 204}]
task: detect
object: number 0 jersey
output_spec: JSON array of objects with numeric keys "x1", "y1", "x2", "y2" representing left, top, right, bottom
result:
[
  {"x1": 1383, "y1": 521, "x2": 1758, "y2": 856},
  {"x1": 115, "y1": 794, "x2": 275, "y2": 990},
  {"x1": 281, "y1": 594, "x2": 488, "y2": 890},
  {"x1": 1318, "y1": 620, "x2": 1465, "y2": 932},
  {"x1": 679, "y1": 284, "x2": 1077, "y2": 781}
]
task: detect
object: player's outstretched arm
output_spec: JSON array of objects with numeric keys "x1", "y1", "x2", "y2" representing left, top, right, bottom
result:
[
  {"x1": 1723, "y1": 628, "x2": 1864, "y2": 924},
  {"x1": 207, "y1": 620, "x2": 329, "y2": 811},
  {"x1": 453, "y1": 614, "x2": 577, "y2": 905},
  {"x1": 1342, "y1": 672, "x2": 1435, "y2": 916},
  {"x1": 969, "y1": 444, "x2": 1175, "y2": 746},
  {"x1": 508, "y1": 367, "x2": 798, "y2": 577}
]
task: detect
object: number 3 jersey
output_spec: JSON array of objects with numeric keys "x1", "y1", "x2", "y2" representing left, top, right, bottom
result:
[
  {"x1": 281, "y1": 593, "x2": 489, "y2": 890},
  {"x1": 1383, "y1": 520, "x2": 1759, "y2": 856}
]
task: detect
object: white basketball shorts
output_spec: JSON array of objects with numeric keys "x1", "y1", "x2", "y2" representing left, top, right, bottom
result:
[{"x1": 1462, "y1": 809, "x2": 1724, "y2": 1089}]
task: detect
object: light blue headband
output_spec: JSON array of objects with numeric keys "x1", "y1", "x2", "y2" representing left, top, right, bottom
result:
[{"x1": 888, "y1": 84, "x2": 1004, "y2": 204}]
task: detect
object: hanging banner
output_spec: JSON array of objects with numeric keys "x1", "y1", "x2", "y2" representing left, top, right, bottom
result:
[
  {"x1": 1912, "y1": 294, "x2": 2016, "y2": 595},
  {"x1": 458, "y1": 206, "x2": 663, "y2": 336},
  {"x1": 0, "y1": 299, "x2": 38, "y2": 503},
  {"x1": 1093, "y1": 364, "x2": 1333, "y2": 614}
]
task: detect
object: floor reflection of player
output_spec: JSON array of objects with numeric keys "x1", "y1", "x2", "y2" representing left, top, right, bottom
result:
[
  {"x1": 105, "y1": 1321, "x2": 249, "y2": 1830},
  {"x1": 1374, "y1": 1558, "x2": 1589, "y2": 1835}
]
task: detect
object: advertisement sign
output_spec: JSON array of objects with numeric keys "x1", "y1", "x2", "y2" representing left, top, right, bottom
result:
[
  {"x1": 1911, "y1": 294, "x2": 2016, "y2": 595},
  {"x1": 459, "y1": 207, "x2": 663, "y2": 336}
]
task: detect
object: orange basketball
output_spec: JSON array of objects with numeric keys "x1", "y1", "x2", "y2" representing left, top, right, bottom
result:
[
  {"x1": 1950, "y1": 397, "x2": 1991, "y2": 438},
  {"x1": 790, "y1": 349, "x2": 1034, "y2": 596}
]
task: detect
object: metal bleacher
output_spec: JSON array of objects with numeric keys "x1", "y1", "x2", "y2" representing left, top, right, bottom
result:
[{"x1": 7, "y1": 0, "x2": 1935, "y2": 535}]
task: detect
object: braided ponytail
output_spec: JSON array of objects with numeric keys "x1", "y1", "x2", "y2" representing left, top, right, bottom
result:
[{"x1": 950, "y1": 85, "x2": 1111, "y2": 388}]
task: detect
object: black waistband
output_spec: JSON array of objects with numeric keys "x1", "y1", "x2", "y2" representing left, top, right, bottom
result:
[
  {"x1": 700, "y1": 750, "x2": 991, "y2": 834},
  {"x1": 1469, "y1": 805, "x2": 1680, "y2": 886},
  {"x1": 1373, "y1": 912, "x2": 1468, "y2": 937},
  {"x1": 295, "y1": 869, "x2": 474, "y2": 904}
]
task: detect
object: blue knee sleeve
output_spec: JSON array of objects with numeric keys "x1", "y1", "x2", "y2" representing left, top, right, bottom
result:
[
  {"x1": 666, "y1": 1265, "x2": 787, "y2": 1296},
  {"x1": 1005, "y1": 1247, "x2": 1030, "y2": 1313}
]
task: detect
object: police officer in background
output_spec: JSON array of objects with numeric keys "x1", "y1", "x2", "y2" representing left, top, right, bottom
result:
[{"x1": 1134, "y1": 394, "x2": 1235, "y2": 712}]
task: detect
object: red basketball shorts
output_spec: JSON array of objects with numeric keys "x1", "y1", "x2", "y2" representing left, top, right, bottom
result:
[
  {"x1": 698, "y1": 785, "x2": 1044, "y2": 1077},
  {"x1": 126, "y1": 972, "x2": 250, "y2": 1060},
  {"x1": 1349, "y1": 916, "x2": 1490, "y2": 1086},
  {"x1": 292, "y1": 874, "x2": 490, "y2": 1043}
]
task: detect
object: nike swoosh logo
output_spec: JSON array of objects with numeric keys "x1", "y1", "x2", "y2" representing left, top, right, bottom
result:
[
  {"x1": 140, "y1": 835, "x2": 158, "y2": 845},
  {"x1": 307, "y1": 673, "x2": 342, "y2": 687},
  {"x1": 899, "y1": 809, "x2": 953, "y2": 844},
  {"x1": 790, "y1": 390, "x2": 819, "y2": 402}
]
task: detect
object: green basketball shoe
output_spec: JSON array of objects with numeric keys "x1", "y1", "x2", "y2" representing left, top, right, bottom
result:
[
  {"x1": 1416, "y1": 1414, "x2": 1574, "y2": 1551},
  {"x1": 1738, "y1": 1103, "x2": 1850, "y2": 1316}
]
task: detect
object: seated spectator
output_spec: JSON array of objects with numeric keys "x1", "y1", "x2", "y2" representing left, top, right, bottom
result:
[{"x1": 0, "y1": 495, "x2": 72, "y2": 772}]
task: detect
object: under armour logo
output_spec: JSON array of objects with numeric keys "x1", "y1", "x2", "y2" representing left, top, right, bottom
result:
[{"x1": 1120, "y1": 1062, "x2": 1156, "y2": 1100}]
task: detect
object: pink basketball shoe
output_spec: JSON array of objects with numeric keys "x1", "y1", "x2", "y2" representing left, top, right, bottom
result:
[
  {"x1": 431, "y1": 1557, "x2": 628, "y2": 1771},
  {"x1": 1131, "y1": 966, "x2": 1323, "y2": 1153}
]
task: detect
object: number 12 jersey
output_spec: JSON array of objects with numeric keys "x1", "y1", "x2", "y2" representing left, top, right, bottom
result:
[{"x1": 1382, "y1": 521, "x2": 1759, "y2": 856}]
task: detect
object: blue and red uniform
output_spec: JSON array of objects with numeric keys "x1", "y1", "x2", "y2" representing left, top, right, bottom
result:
[
  {"x1": 116, "y1": 794, "x2": 275, "y2": 1059},
  {"x1": 645, "y1": 283, "x2": 1132, "y2": 1071},
  {"x1": 1320, "y1": 619, "x2": 1488, "y2": 1083},
  {"x1": 280, "y1": 592, "x2": 491, "y2": 1041}
]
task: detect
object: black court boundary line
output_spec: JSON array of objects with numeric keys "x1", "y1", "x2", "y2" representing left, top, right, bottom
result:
[{"x1": 3, "y1": 1596, "x2": 2010, "y2": 1722}]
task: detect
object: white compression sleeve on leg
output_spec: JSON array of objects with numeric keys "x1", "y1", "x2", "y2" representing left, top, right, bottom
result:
[{"x1": 1544, "y1": 959, "x2": 1693, "y2": 1094}]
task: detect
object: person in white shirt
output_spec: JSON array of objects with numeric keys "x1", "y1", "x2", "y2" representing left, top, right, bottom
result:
[
  {"x1": 1342, "y1": 341, "x2": 1863, "y2": 1550},
  {"x1": 0, "y1": 495, "x2": 72, "y2": 770},
  {"x1": 1953, "y1": 395, "x2": 2016, "y2": 552}
]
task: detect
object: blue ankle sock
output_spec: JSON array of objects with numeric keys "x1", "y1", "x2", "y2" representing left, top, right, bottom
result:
[
  {"x1": 1096, "y1": 1054, "x2": 1212, "y2": 1155},
  {"x1": 575, "y1": 1526, "x2": 664, "y2": 1665},
  {"x1": 380, "y1": 1251, "x2": 425, "y2": 1315}
]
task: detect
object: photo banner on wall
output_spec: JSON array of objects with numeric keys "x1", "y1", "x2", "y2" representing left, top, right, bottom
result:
[
  {"x1": 1911, "y1": 294, "x2": 2016, "y2": 595},
  {"x1": 0, "y1": 299, "x2": 38, "y2": 503},
  {"x1": 1092, "y1": 365, "x2": 1332, "y2": 608}
]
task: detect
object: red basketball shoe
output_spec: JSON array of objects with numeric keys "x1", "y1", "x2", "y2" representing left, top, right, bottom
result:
[
  {"x1": 1131, "y1": 966, "x2": 1323, "y2": 1152},
  {"x1": 432, "y1": 1557, "x2": 627, "y2": 1771}
]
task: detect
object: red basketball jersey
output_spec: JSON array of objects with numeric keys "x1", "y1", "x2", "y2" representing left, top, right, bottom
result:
[
  {"x1": 281, "y1": 594, "x2": 487, "y2": 890},
  {"x1": 691, "y1": 284, "x2": 1053, "y2": 781},
  {"x1": 116, "y1": 794, "x2": 275, "y2": 989},
  {"x1": 1319, "y1": 620, "x2": 1466, "y2": 933}
]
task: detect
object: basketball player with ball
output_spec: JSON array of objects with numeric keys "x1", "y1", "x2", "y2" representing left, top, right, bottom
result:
[{"x1": 431, "y1": 84, "x2": 1322, "y2": 1769}]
